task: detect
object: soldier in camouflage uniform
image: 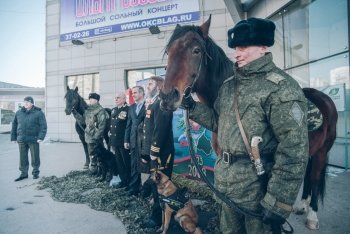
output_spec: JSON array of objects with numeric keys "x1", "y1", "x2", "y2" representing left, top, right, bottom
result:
[
  {"x1": 182, "y1": 18, "x2": 309, "y2": 233},
  {"x1": 74, "y1": 93, "x2": 109, "y2": 171}
]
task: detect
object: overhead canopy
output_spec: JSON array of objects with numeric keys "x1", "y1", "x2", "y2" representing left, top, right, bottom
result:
[{"x1": 223, "y1": 0, "x2": 260, "y2": 22}]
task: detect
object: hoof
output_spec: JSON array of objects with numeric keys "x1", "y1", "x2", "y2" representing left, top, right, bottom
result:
[
  {"x1": 306, "y1": 208, "x2": 319, "y2": 230},
  {"x1": 306, "y1": 219, "x2": 319, "y2": 230}
]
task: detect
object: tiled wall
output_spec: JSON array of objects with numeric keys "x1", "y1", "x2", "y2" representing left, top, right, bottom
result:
[{"x1": 46, "y1": 0, "x2": 234, "y2": 142}]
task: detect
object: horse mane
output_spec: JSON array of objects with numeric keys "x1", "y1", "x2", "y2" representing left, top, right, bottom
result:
[
  {"x1": 165, "y1": 25, "x2": 234, "y2": 106},
  {"x1": 204, "y1": 36, "x2": 234, "y2": 95}
]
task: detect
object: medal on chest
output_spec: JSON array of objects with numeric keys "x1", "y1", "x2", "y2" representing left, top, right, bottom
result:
[
  {"x1": 146, "y1": 109, "x2": 151, "y2": 118},
  {"x1": 118, "y1": 111, "x2": 127, "y2": 119}
]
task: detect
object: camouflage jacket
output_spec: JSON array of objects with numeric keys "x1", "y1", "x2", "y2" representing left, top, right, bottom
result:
[
  {"x1": 84, "y1": 103, "x2": 109, "y2": 143},
  {"x1": 190, "y1": 53, "x2": 309, "y2": 218}
]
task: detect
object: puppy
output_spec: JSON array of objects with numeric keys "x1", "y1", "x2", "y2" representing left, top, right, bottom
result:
[
  {"x1": 91, "y1": 144, "x2": 118, "y2": 182},
  {"x1": 151, "y1": 171, "x2": 202, "y2": 234}
]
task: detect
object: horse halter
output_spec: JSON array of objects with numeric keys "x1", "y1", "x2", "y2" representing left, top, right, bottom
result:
[
  {"x1": 182, "y1": 46, "x2": 212, "y2": 98},
  {"x1": 69, "y1": 93, "x2": 80, "y2": 113}
]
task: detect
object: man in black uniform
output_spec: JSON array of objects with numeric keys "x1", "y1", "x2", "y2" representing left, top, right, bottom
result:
[
  {"x1": 124, "y1": 86, "x2": 145, "y2": 196},
  {"x1": 140, "y1": 76, "x2": 175, "y2": 228},
  {"x1": 109, "y1": 91, "x2": 129, "y2": 188}
]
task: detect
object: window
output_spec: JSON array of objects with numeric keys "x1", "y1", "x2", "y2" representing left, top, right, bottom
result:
[
  {"x1": 125, "y1": 67, "x2": 166, "y2": 88},
  {"x1": 287, "y1": 53, "x2": 349, "y2": 89},
  {"x1": 0, "y1": 108, "x2": 15, "y2": 125},
  {"x1": 270, "y1": 0, "x2": 349, "y2": 69},
  {"x1": 268, "y1": 0, "x2": 349, "y2": 167},
  {"x1": 66, "y1": 73, "x2": 100, "y2": 100}
]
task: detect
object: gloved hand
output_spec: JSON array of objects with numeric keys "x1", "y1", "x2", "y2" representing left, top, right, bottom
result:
[
  {"x1": 179, "y1": 94, "x2": 196, "y2": 111},
  {"x1": 150, "y1": 158, "x2": 159, "y2": 171},
  {"x1": 262, "y1": 206, "x2": 285, "y2": 224},
  {"x1": 261, "y1": 206, "x2": 285, "y2": 233},
  {"x1": 141, "y1": 154, "x2": 150, "y2": 163}
]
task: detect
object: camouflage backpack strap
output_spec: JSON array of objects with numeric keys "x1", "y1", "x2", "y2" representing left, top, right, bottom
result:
[{"x1": 233, "y1": 78, "x2": 266, "y2": 177}]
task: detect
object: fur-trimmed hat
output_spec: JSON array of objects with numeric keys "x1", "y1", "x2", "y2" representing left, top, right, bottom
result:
[
  {"x1": 88, "y1": 93, "x2": 100, "y2": 101},
  {"x1": 24, "y1": 96, "x2": 34, "y2": 104},
  {"x1": 227, "y1": 18, "x2": 276, "y2": 48}
]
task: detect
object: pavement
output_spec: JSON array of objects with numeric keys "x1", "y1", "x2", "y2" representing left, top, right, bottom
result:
[
  {"x1": 0, "y1": 133, "x2": 126, "y2": 234},
  {"x1": 0, "y1": 132, "x2": 349, "y2": 234}
]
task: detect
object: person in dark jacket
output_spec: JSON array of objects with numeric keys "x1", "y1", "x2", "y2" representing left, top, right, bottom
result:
[
  {"x1": 140, "y1": 76, "x2": 175, "y2": 228},
  {"x1": 109, "y1": 91, "x2": 130, "y2": 188},
  {"x1": 11, "y1": 96, "x2": 47, "y2": 181},
  {"x1": 124, "y1": 86, "x2": 145, "y2": 196}
]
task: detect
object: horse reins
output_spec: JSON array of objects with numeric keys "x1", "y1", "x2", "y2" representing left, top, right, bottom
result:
[
  {"x1": 182, "y1": 52, "x2": 266, "y2": 218},
  {"x1": 182, "y1": 49, "x2": 293, "y2": 234}
]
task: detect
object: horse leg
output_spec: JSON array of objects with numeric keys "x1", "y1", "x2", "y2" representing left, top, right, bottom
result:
[
  {"x1": 307, "y1": 192, "x2": 320, "y2": 230},
  {"x1": 76, "y1": 123, "x2": 90, "y2": 169},
  {"x1": 294, "y1": 158, "x2": 312, "y2": 215},
  {"x1": 306, "y1": 150, "x2": 327, "y2": 230},
  {"x1": 82, "y1": 142, "x2": 90, "y2": 169}
]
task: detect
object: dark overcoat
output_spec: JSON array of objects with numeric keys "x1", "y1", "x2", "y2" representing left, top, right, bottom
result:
[
  {"x1": 124, "y1": 102, "x2": 145, "y2": 148},
  {"x1": 141, "y1": 97, "x2": 174, "y2": 165},
  {"x1": 11, "y1": 106, "x2": 47, "y2": 143},
  {"x1": 109, "y1": 103, "x2": 129, "y2": 147}
]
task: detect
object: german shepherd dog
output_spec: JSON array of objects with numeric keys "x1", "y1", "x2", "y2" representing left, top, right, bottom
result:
[{"x1": 151, "y1": 171, "x2": 202, "y2": 234}]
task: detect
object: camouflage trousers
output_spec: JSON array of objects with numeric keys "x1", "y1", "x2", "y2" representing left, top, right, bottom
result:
[{"x1": 214, "y1": 157, "x2": 272, "y2": 234}]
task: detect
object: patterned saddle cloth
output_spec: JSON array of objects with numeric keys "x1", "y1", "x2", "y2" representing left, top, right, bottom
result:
[{"x1": 307, "y1": 100, "x2": 323, "y2": 131}]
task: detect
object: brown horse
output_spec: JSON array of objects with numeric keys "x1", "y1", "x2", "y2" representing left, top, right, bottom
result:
[{"x1": 159, "y1": 16, "x2": 338, "y2": 230}]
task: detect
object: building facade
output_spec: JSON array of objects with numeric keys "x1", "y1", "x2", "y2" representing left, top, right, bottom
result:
[
  {"x1": 46, "y1": 0, "x2": 349, "y2": 167},
  {"x1": 0, "y1": 81, "x2": 45, "y2": 133}
]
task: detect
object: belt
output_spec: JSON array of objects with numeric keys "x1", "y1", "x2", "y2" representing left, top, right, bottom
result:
[
  {"x1": 221, "y1": 151, "x2": 250, "y2": 164},
  {"x1": 222, "y1": 151, "x2": 274, "y2": 165}
]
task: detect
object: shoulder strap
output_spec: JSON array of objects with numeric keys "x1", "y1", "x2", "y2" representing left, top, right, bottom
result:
[{"x1": 233, "y1": 79, "x2": 253, "y2": 159}]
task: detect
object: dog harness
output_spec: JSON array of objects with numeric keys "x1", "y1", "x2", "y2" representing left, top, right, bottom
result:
[{"x1": 159, "y1": 188, "x2": 189, "y2": 211}]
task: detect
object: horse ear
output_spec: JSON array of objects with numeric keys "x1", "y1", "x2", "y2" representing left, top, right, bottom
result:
[
  {"x1": 200, "y1": 14, "x2": 211, "y2": 38},
  {"x1": 67, "y1": 85, "x2": 70, "y2": 91},
  {"x1": 175, "y1": 24, "x2": 181, "y2": 30},
  {"x1": 74, "y1": 87, "x2": 78, "y2": 92}
]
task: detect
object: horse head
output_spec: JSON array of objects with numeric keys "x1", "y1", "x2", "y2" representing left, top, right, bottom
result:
[
  {"x1": 160, "y1": 16, "x2": 212, "y2": 112},
  {"x1": 64, "y1": 86, "x2": 81, "y2": 115}
]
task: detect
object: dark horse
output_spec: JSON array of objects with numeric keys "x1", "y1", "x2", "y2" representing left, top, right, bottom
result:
[
  {"x1": 160, "y1": 16, "x2": 338, "y2": 230},
  {"x1": 64, "y1": 86, "x2": 111, "y2": 169}
]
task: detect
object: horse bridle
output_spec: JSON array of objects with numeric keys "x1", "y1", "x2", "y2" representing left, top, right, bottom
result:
[
  {"x1": 180, "y1": 36, "x2": 293, "y2": 234},
  {"x1": 182, "y1": 40, "x2": 215, "y2": 99},
  {"x1": 182, "y1": 52, "x2": 205, "y2": 99}
]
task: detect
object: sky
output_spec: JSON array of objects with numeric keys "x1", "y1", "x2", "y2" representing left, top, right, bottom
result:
[{"x1": 0, "y1": 0, "x2": 45, "y2": 88}]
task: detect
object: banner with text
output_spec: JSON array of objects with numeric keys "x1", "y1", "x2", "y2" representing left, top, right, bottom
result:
[
  {"x1": 319, "y1": 83, "x2": 346, "y2": 111},
  {"x1": 60, "y1": 0, "x2": 200, "y2": 42}
]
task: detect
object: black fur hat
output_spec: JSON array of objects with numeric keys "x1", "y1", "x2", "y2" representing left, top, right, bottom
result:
[
  {"x1": 24, "y1": 96, "x2": 34, "y2": 104},
  {"x1": 227, "y1": 18, "x2": 276, "y2": 48},
  {"x1": 88, "y1": 93, "x2": 100, "y2": 101}
]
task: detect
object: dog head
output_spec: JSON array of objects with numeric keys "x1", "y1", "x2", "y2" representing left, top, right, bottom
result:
[{"x1": 150, "y1": 170, "x2": 169, "y2": 186}]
